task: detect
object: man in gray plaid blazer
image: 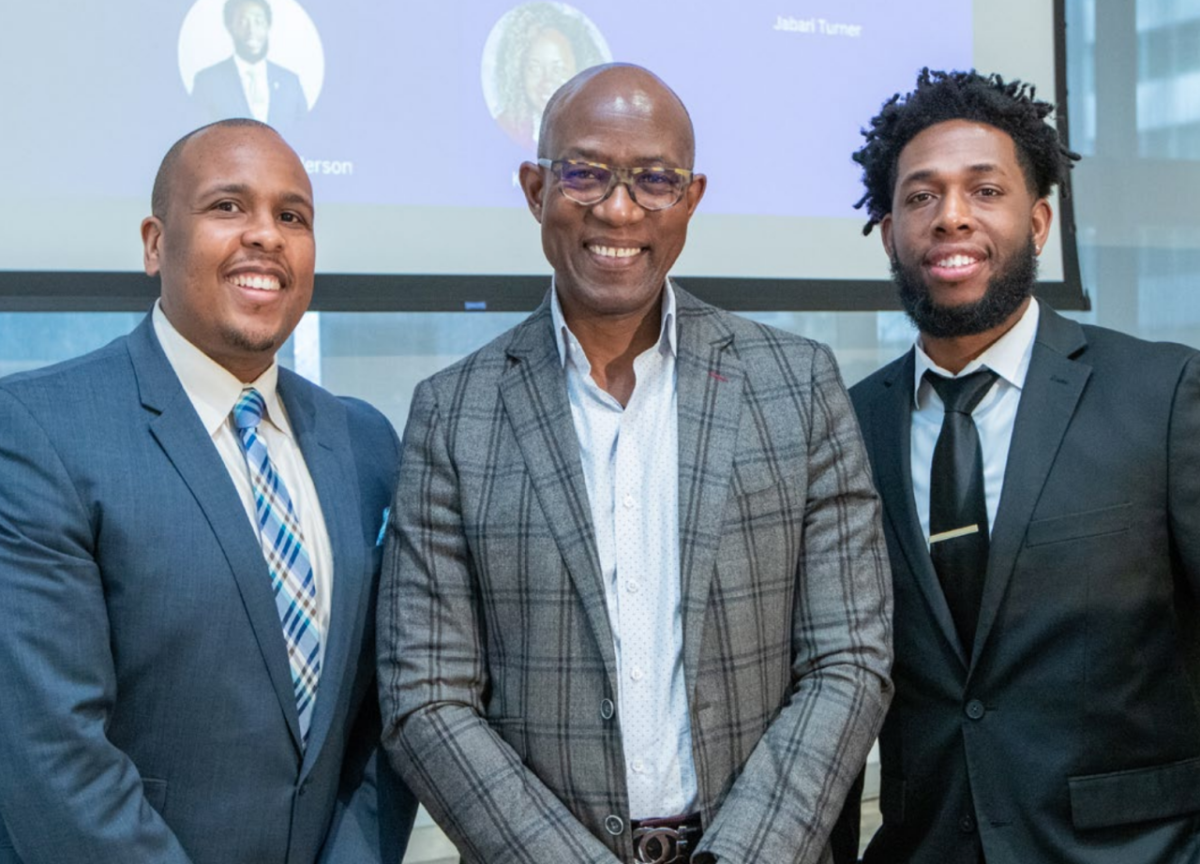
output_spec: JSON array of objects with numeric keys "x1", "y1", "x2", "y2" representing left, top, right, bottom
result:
[{"x1": 378, "y1": 64, "x2": 893, "y2": 864}]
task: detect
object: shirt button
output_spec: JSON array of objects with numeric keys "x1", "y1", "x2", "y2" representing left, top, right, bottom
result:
[
  {"x1": 605, "y1": 815, "x2": 625, "y2": 836},
  {"x1": 623, "y1": 494, "x2": 636, "y2": 509},
  {"x1": 600, "y1": 699, "x2": 615, "y2": 720},
  {"x1": 965, "y1": 699, "x2": 986, "y2": 721},
  {"x1": 630, "y1": 666, "x2": 644, "y2": 682},
  {"x1": 959, "y1": 814, "x2": 976, "y2": 833},
  {"x1": 626, "y1": 580, "x2": 640, "y2": 593},
  {"x1": 632, "y1": 758, "x2": 645, "y2": 773}
]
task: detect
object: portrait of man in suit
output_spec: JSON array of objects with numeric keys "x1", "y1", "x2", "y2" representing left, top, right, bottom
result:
[
  {"x1": 191, "y1": 0, "x2": 309, "y2": 133},
  {"x1": 0, "y1": 119, "x2": 415, "y2": 863},
  {"x1": 378, "y1": 63, "x2": 893, "y2": 864},
  {"x1": 839, "y1": 69, "x2": 1200, "y2": 863}
]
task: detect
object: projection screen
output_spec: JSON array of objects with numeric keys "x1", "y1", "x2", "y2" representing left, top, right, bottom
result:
[{"x1": 0, "y1": 0, "x2": 1085, "y2": 311}]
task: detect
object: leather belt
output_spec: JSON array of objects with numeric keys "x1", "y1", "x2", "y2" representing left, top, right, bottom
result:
[{"x1": 631, "y1": 812, "x2": 703, "y2": 864}]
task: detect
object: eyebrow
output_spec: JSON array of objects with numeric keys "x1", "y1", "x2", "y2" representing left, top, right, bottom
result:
[
  {"x1": 561, "y1": 148, "x2": 679, "y2": 166},
  {"x1": 278, "y1": 190, "x2": 315, "y2": 210},
  {"x1": 198, "y1": 182, "x2": 252, "y2": 199},
  {"x1": 899, "y1": 163, "x2": 1004, "y2": 185}
]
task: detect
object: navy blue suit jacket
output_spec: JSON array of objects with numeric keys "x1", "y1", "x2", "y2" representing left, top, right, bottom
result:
[
  {"x1": 191, "y1": 56, "x2": 308, "y2": 133},
  {"x1": 0, "y1": 315, "x2": 416, "y2": 863},
  {"x1": 845, "y1": 305, "x2": 1200, "y2": 864}
]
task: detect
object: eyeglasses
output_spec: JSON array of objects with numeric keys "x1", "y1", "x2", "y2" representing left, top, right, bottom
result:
[{"x1": 537, "y1": 158, "x2": 694, "y2": 211}]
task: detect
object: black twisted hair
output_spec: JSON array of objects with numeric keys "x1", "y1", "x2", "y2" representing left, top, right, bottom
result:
[{"x1": 852, "y1": 68, "x2": 1080, "y2": 235}]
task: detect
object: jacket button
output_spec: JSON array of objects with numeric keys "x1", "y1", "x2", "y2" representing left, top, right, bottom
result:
[
  {"x1": 965, "y1": 699, "x2": 985, "y2": 720},
  {"x1": 604, "y1": 815, "x2": 625, "y2": 836},
  {"x1": 600, "y1": 699, "x2": 615, "y2": 720},
  {"x1": 959, "y1": 814, "x2": 976, "y2": 833}
]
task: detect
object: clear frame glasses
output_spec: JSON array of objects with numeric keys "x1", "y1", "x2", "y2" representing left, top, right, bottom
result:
[{"x1": 537, "y1": 158, "x2": 694, "y2": 211}]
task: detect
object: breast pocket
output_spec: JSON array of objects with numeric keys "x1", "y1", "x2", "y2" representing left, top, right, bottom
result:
[
  {"x1": 1025, "y1": 502, "x2": 1132, "y2": 547},
  {"x1": 727, "y1": 451, "x2": 801, "y2": 524},
  {"x1": 142, "y1": 778, "x2": 168, "y2": 815}
]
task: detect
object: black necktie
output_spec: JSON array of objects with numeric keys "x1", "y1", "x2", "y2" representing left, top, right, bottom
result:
[{"x1": 924, "y1": 368, "x2": 998, "y2": 656}]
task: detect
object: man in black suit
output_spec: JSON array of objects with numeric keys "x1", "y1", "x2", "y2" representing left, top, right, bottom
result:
[
  {"x1": 840, "y1": 69, "x2": 1200, "y2": 864},
  {"x1": 192, "y1": 0, "x2": 308, "y2": 133}
]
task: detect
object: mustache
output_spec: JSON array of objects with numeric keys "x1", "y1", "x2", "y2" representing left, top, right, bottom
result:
[{"x1": 891, "y1": 237, "x2": 1039, "y2": 339}]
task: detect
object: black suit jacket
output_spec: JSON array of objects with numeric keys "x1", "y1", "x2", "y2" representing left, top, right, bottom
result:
[
  {"x1": 845, "y1": 304, "x2": 1200, "y2": 864},
  {"x1": 191, "y1": 56, "x2": 308, "y2": 134}
]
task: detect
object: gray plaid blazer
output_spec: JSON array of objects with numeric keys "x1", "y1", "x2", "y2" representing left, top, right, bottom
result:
[{"x1": 379, "y1": 286, "x2": 893, "y2": 863}]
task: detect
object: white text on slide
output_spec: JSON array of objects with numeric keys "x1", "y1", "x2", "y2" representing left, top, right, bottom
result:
[
  {"x1": 773, "y1": 15, "x2": 863, "y2": 37},
  {"x1": 301, "y1": 158, "x2": 355, "y2": 176}
]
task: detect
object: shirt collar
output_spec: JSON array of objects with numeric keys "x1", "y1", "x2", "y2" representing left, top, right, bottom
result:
[
  {"x1": 152, "y1": 300, "x2": 292, "y2": 441},
  {"x1": 233, "y1": 54, "x2": 267, "y2": 78},
  {"x1": 550, "y1": 278, "x2": 678, "y2": 370},
  {"x1": 913, "y1": 297, "x2": 1040, "y2": 409}
]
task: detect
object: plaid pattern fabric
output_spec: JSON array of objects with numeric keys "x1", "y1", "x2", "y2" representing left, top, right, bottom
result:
[
  {"x1": 379, "y1": 286, "x2": 893, "y2": 864},
  {"x1": 234, "y1": 388, "x2": 321, "y2": 743}
]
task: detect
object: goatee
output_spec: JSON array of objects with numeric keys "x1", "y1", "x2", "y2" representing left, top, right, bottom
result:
[{"x1": 892, "y1": 238, "x2": 1039, "y2": 339}]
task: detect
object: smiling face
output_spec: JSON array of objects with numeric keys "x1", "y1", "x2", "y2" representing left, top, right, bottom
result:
[
  {"x1": 228, "y1": 0, "x2": 271, "y2": 63},
  {"x1": 523, "y1": 29, "x2": 576, "y2": 115},
  {"x1": 141, "y1": 124, "x2": 315, "y2": 382},
  {"x1": 518, "y1": 66, "x2": 706, "y2": 326},
  {"x1": 881, "y1": 119, "x2": 1052, "y2": 343}
]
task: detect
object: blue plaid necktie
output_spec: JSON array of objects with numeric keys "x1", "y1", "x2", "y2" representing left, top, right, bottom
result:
[{"x1": 233, "y1": 388, "x2": 321, "y2": 743}]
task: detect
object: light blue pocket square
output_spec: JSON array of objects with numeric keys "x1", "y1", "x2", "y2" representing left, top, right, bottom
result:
[{"x1": 376, "y1": 506, "x2": 390, "y2": 547}]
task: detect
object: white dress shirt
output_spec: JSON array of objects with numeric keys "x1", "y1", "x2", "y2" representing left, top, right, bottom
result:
[
  {"x1": 552, "y1": 281, "x2": 699, "y2": 818},
  {"x1": 234, "y1": 54, "x2": 270, "y2": 122},
  {"x1": 153, "y1": 302, "x2": 333, "y2": 664},
  {"x1": 911, "y1": 298, "x2": 1041, "y2": 544}
]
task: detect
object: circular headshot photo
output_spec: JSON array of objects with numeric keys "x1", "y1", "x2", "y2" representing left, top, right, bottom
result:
[
  {"x1": 178, "y1": 0, "x2": 325, "y2": 135},
  {"x1": 481, "y1": 2, "x2": 612, "y2": 152}
]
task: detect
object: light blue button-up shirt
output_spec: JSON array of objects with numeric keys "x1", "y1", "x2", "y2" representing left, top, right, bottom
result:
[{"x1": 551, "y1": 280, "x2": 698, "y2": 819}]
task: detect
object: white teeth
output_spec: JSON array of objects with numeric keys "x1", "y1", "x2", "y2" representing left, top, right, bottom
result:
[
  {"x1": 935, "y1": 254, "x2": 977, "y2": 269},
  {"x1": 230, "y1": 273, "x2": 281, "y2": 291},
  {"x1": 589, "y1": 244, "x2": 642, "y2": 259}
]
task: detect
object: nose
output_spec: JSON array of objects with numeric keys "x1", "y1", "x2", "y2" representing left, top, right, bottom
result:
[
  {"x1": 589, "y1": 180, "x2": 645, "y2": 227},
  {"x1": 934, "y1": 188, "x2": 974, "y2": 234},
  {"x1": 243, "y1": 212, "x2": 285, "y2": 251}
]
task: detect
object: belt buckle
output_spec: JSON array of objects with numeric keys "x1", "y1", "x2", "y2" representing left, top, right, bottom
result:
[{"x1": 633, "y1": 824, "x2": 684, "y2": 864}]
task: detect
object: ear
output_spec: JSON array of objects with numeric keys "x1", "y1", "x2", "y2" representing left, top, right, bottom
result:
[
  {"x1": 1031, "y1": 198, "x2": 1053, "y2": 254},
  {"x1": 518, "y1": 161, "x2": 546, "y2": 223},
  {"x1": 141, "y1": 216, "x2": 164, "y2": 277},
  {"x1": 880, "y1": 213, "x2": 894, "y2": 259},
  {"x1": 683, "y1": 172, "x2": 707, "y2": 217}
]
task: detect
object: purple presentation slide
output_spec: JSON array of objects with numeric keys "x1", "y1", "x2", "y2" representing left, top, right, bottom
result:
[{"x1": 5, "y1": 1, "x2": 971, "y2": 220}]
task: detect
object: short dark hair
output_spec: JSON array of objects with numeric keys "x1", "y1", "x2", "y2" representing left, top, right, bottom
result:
[
  {"x1": 150, "y1": 119, "x2": 276, "y2": 220},
  {"x1": 224, "y1": 0, "x2": 271, "y2": 30},
  {"x1": 852, "y1": 68, "x2": 1080, "y2": 235}
]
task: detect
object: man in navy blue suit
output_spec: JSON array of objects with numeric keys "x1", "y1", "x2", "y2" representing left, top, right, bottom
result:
[
  {"x1": 0, "y1": 119, "x2": 415, "y2": 863},
  {"x1": 192, "y1": 0, "x2": 308, "y2": 133}
]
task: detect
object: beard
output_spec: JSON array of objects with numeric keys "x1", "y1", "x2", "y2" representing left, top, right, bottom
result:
[
  {"x1": 891, "y1": 237, "x2": 1039, "y2": 339},
  {"x1": 220, "y1": 322, "x2": 282, "y2": 356},
  {"x1": 234, "y1": 38, "x2": 269, "y2": 64}
]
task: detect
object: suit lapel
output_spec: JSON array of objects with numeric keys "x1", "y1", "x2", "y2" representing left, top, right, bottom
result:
[
  {"x1": 867, "y1": 352, "x2": 968, "y2": 668},
  {"x1": 499, "y1": 298, "x2": 618, "y2": 675},
  {"x1": 222, "y1": 57, "x2": 253, "y2": 115},
  {"x1": 672, "y1": 289, "x2": 745, "y2": 689},
  {"x1": 279, "y1": 373, "x2": 367, "y2": 774},
  {"x1": 127, "y1": 317, "x2": 304, "y2": 752},
  {"x1": 972, "y1": 307, "x2": 1090, "y2": 666}
]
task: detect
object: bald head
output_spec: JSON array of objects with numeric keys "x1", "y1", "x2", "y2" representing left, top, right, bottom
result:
[
  {"x1": 537, "y1": 63, "x2": 696, "y2": 166},
  {"x1": 151, "y1": 119, "x2": 280, "y2": 220}
]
